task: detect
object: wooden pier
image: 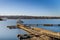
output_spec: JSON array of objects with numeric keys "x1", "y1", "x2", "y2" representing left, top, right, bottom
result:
[{"x1": 17, "y1": 24, "x2": 60, "y2": 40}]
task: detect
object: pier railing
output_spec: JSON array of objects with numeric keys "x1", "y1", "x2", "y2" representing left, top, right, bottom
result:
[{"x1": 23, "y1": 24, "x2": 60, "y2": 26}]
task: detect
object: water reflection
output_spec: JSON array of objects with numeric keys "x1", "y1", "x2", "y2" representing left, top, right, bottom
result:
[{"x1": 0, "y1": 19, "x2": 27, "y2": 40}]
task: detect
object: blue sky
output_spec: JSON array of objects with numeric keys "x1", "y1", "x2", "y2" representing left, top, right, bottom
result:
[{"x1": 0, "y1": 0, "x2": 60, "y2": 16}]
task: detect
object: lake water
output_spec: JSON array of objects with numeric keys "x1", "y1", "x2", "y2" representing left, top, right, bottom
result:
[{"x1": 0, "y1": 19, "x2": 60, "y2": 40}]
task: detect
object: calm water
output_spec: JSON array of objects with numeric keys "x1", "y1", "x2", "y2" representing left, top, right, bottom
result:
[{"x1": 0, "y1": 19, "x2": 60, "y2": 40}]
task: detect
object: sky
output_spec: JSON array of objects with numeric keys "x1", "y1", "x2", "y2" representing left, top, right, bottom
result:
[{"x1": 0, "y1": 0, "x2": 60, "y2": 16}]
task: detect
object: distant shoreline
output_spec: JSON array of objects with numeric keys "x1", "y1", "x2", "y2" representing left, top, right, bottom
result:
[{"x1": 0, "y1": 16, "x2": 60, "y2": 19}]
